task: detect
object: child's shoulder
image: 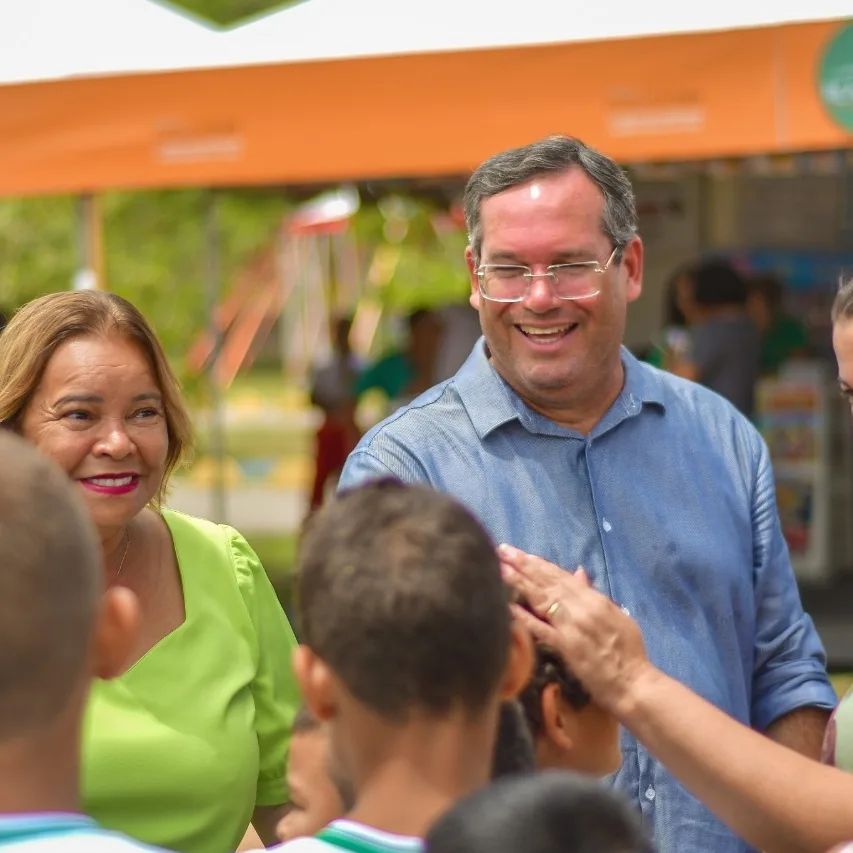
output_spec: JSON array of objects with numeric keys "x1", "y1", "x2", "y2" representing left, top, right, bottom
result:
[{"x1": 251, "y1": 839, "x2": 333, "y2": 852}]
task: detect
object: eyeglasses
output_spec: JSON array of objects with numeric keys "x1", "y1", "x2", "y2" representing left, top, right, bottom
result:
[{"x1": 475, "y1": 246, "x2": 620, "y2": 303}]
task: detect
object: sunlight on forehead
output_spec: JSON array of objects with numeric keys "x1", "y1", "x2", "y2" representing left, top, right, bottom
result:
[{"x1": 527, "y1": 182, "x2": 542, "y2": 200}]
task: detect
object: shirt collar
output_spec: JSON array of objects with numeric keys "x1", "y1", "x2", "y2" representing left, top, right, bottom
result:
[
  {"x1": 591, "y1": 347, "x2": 667, "y2": 439},
  {"x1": 454, "y1": 339, "x2": 666, "y2": 439},
  {"x1": 0, "y1": 813, "x2": 96, "y2": 843},
  {"x1": 619, "y1": 346, "x2": 667, "y2": 410},
  {"x1": 453, "y1": 339, "x2": 522, "y2": 439}
]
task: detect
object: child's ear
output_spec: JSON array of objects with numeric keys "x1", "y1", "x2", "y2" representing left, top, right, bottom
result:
[
  {"x1": 92, "y1": 586, "x2": 139, "y2": 679},
  {"x1": 499, "y1": 621, "x2": 535, "y2": 700},
  {"x1": 541, "y1": 683, "x2": 578, "y2": 752},
  {"x1": 293, "y1": 645, "x2": 338, "y2": 722}
]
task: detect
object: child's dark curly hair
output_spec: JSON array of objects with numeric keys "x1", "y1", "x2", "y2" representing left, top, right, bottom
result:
[{"x1": 518, "y1": 644, "x2": 591, "y2": 736}]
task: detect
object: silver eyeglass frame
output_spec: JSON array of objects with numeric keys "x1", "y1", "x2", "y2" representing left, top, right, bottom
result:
[{"x1": 475, "y1": 246, "x2": 620, "y2": 303}]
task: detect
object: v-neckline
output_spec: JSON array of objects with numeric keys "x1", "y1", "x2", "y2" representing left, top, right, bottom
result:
[{"x1": 119, "y1": 509, "x2": 189, "y2": 676}]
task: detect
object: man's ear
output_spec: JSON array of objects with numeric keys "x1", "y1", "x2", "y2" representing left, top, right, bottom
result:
[
  {"x1": 621, "y1": 236, "x2": 644, "y2": 304},
  {"x1": 293, "y1": 645, "x2": 338, "y2": 722},
  {"x1": 92, "y1": 586, "x2": 139, "y2": 680},
  {"x1": 465, "y1": 245, "x2": 481, "y2": 311},
  {"x1": 499, "y1": 620, "x2": 535, "y2": 700},
  {"x1": 540, "y1": 683, "x2": 577, "y2": 753}
]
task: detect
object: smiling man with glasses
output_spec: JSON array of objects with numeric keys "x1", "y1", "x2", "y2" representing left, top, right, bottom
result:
[
  {"x1": 339, "y1": 135, "x2": 835, "y2": 852},
  {"x1": 475, "y1": 245, "x2": 619, "y2": 303}
]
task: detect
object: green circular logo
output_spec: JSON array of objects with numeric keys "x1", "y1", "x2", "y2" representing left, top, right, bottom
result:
[{"x1": 820, "y1": 22, "x2": 853, "y2": 130}]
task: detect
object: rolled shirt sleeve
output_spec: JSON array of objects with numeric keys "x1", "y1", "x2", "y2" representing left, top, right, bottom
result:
[{"x1": 748, "y1": 437, "x2": 837, "y2": 730}]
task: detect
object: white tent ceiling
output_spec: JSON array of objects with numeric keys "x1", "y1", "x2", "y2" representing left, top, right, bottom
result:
[
  {"x1": 221, "y1": 0, "x2": 853, "y2": 65},
  {"x1": 0, "y1": 0, "x2": 219, "y2": 84},
  {"x1": 1, "y1": 0, "x2": 851, "y2": 86}
]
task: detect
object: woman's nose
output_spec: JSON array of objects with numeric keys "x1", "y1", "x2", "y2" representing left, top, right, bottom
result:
[{"x1": 93, "y1": 420, "x2": 135, "y2": 457}]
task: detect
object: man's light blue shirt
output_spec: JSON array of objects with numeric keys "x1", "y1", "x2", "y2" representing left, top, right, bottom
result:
[{"x1": 340, "y1": 339, "x2": 836, "y2": 853}]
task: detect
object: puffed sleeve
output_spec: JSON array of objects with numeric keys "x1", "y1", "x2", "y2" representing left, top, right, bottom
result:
[{"x1": 228, "y1": 528, "x2": 300, "y2": 806}]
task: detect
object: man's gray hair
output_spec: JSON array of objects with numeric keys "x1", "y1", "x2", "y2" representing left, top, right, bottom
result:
[{"x1": 463, "y1": 135, "x2": 638, "y2": 263}]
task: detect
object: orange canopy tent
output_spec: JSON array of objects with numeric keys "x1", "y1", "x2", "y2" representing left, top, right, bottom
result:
[{"x1": 0, "y1": 0, "x2": 851, "y2": 198}]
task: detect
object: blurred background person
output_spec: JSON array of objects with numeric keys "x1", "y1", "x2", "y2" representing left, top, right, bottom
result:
[
  {"x1": 355, "y1": 308, "x2": 442, "y2": 411},
  {"x1": 746, "y1": 272, "x2": 810, "y2": 376},
  {"x1": 433, "y1": 300, "x2": 483, "y2": 382},
  {"x1": 0, "y1": 291, "x2": 299, "y2": 853},
  {"x1": 636, "y1": 264, "x2": 692, "y2": 369},
  {"x1": 660, "y1": 264, "x2": 694, "y2": 368},
  {"x1": 0, "y1": 431, "x2": 160, "y2": 850},
  {"x1": 670, "y1": 258, "x2": 761, "y2": 417},
  {"x1": 275, "y1": 707, "x2": 354, "y2": 844},
  {"x1": 425, "y1": 771, "x2": 652, "y2": 853},
  {"x1": 308, "y1": 315, "x2": 362, "y2": 511}
]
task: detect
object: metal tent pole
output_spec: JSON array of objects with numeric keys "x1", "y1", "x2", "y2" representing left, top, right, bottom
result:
[{"x1": 205, "y1": 189, "x2": 228, "y2": 523}]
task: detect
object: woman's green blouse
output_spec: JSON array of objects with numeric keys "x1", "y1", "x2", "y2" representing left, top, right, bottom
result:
[{"x1": 82, "y1": 509, "x2": 299, "y2": 853}]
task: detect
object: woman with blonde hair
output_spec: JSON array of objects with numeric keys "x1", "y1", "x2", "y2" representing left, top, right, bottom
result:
[{"x1": 0, "y1": 291, "x2": 299, "y2": 853}]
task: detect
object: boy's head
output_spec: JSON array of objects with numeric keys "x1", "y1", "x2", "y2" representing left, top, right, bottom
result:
[
  {"x1": 294, "y1": 478, "x2": 531, "y2": 736},
  {"x1": 0, "y1": 431, "x2": 136, "y2": 746},
  {"x1": 518, "y1": 644, "x2": 621, "y2": 776},
  {"x1": 276, "y1": 707, "x2": 353, "y2": 843},
  {"x1": 425, "y1": 770, "x2": 653, "y2": 853}
]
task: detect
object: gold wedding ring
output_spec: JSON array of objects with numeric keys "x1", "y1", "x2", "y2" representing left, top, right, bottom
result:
[{"x1": 545, "y1": 600, "x2": 561, "y2": 619}]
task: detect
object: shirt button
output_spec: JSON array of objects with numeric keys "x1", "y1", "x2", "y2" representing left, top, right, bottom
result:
[
  {"x1": 644, "y1": 786, "x2": 656, "y2": 801},
  {"x1": 602, "y1": 519, "x2": 612, "y2": 532}
]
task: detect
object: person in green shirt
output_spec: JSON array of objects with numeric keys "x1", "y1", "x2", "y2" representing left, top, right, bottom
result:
[
  {"x1": 747, "y1": 273, "x2": 809, "y2": 375},
  {"x1": 0, "y1": 291, "x2": 300, "y2": 853},
  {"x1": 355, "y1": 310, "x2": 442, "y2": 412}
]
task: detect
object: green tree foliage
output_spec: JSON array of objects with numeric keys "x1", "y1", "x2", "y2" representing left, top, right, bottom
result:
[
  {"x1": 0, "y1": 189, "x2": 289, "y2": 371},
  {"x1": 0, "y1": 196, "x2": 77, "y2": 313},
  {"x1": 352, "y1": 196, "x2": 469, "y2": 312},
  {"x1": 106, "y1": 188, "x2": 290, "y2": 360},
  {"x1": 0, "y1": 188, "x2": 468, "y2": 378}
]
